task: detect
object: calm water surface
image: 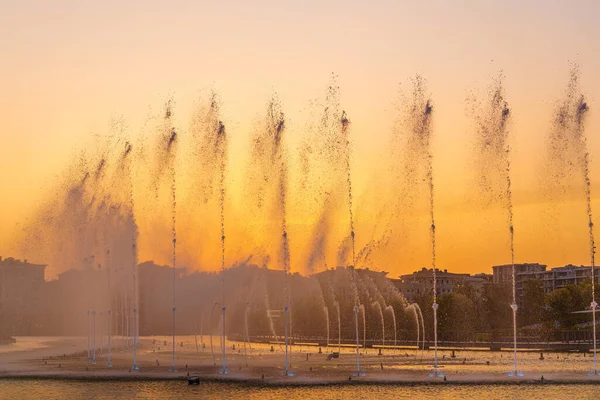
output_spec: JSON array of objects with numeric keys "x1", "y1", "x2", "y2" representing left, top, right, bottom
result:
[{"x1": 0, "y1": 381, "x2": 597, "y2": 400}]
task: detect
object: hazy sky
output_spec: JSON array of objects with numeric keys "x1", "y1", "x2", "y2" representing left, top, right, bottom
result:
[{"x1": 1, "y1": 0, "x2": 599, "y2": 277}]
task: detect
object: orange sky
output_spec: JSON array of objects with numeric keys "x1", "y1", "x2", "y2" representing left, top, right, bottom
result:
[{"x1": 1, "y1": 1, "x2": 599, "y2": 278}]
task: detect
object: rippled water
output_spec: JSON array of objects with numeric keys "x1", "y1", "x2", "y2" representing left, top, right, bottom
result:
[{"x1": 0, "y1": 380, "x2": 598, "y2": 400}]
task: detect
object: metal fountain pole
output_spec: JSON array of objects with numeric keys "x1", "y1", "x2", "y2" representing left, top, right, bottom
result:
[
  {"x1": 106, "y1": 249, "x2": 112, "y2": 368},
  {"x1": 342, "y1": 111, "x2": 361, "y2": 377},
  {"x1": 218, "y1": 130, "x2": 228, "y2": 375},
  {"x1": 593, "y1": 299, "x2": 597, "y2": 375},
  {"x1": 432, "y1": 282, "x2": 439, "y2": 376},
  {"x1": 507, "y1": 155, "x2": 521, "y2": 377},
  {"x1": 219, "y1": 240, "x2": 228, "y2": 374},
  {"x1": 354, "y1": 305, "x2": 361, "y2": 375},
  {"x1": 92, "y1": 310, "x2": 96, "y2": 364},
  {"x1": 169, "y1": 245, "x2": 177, "y2": 372},
  {"x1": 591, "y1": 262, "x2": 597, "y2": 376},
  {"x1": 221, "y1": 304, "x2": 227, "y2": 374},
  {"x1": 87, "y1": 310, "x2": 90, "y2": 361},
  {"x1": 107, "y1": 310, "x2": 112, "y2": 367},
  {"x1": 284, "y1": 304, "x2": 289, "y2": 376},
  {"x1": 132, "y1": 240, "x2": 139, "y2": 370},
  {"x1": 99, "y1": 311, "x2": 103, "y2": 357},
  {"x1": 244, "y1": 301, "x2": 250, "y2": 367},
  {"x1": 121, "y1": 290, "x2": 126, "y2": 352},
  {"x1": 133, "y1": 305, "x2": 138, "y2": 370},
  {"x1": 126, "y1": 296, "x2": 130, "y2": 350}
]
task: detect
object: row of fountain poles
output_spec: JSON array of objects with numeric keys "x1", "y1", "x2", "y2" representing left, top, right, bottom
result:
[{"x1": 86, "y1": 248, "x2": 135, "y2": 368}]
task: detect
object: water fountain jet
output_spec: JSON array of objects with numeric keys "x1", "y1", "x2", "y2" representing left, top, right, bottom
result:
[{"x1": 385, "y1": 305, "x2": 397, "y2": 349}]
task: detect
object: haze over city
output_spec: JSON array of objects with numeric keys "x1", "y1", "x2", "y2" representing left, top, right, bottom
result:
[{"x1": 2, "y1": 1, "x2": 600, "y2": 279}]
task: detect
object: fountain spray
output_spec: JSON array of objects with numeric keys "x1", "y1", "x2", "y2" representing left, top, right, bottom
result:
[
  {"x1": 265, "y1": 98, "x2": 293, "y2": 376},
  {"x1": 120, "y1": 141, "x2": 139, "y2": 370},
  {"x1": 507, "y1": 158, "x2": 519, "y2": 377},
  {"x1": 166, "y1": 107, "x2": 178, "y2": 372},
  {"x1": 399, "y1": 76, "x2": 438, "y2": 375},
  {"x1": 571, "y1": 85, "x2": 595, "y2": 375},
  {"x1": 419, "y1": 99, "x2": 441, "y2": 377},
  {"x1": 471, "y1": 75, "x2": 518, "y2": 376},
  {"x1": 341, "y1": 111, "x2": 363, "y2": 376},
  {"x1": 218, "y1": 121, "x2": 228, "y2": 375},
  {"x1": 558, "y1": 75, "x2": 597, "y2": 375},
  {"x1": 544, "y1": 68, "x2": 595, "y2": 375},
  {"x1": 581, "y1": 111, "x2": 597, "y2": 376}
]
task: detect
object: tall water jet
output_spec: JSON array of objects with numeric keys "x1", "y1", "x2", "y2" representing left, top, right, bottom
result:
[
  {"x1": 545, "y1": 67, "x2": 595, "y2": 374},
  {"x1": 218, "y1": 121, "x2": 228, "y2": 375},
  {"x1": 341, "y1": 112, "x2": 363, "y2": 375},
  {"x1": 334, "y1": 301, "x2": 341, "y2": 353},
  {"x1": 156, "y1": 100, "x2": 179, "y2": 373},
  {"x1": 470, "y1": 75, "x2": 518, "y2": 376},
  {"x1": 247, "y1": 95, "x2": 292, "y2": 371},
  {"x1": 188, "y1": 94, "x2": 230, "y2": 373},
  {"x1": 267, "y1": 97, "x2": 293, "y2": 375},
  {"x1": 422, "y1": 99, "x2": 439, "y2": 377},
  {"x1": 397, "y1": 76, "x2": 439, "y2": 375},
  {"x1": 341, "y1": 111, "x2": 356, "y2": 266},
  {"x1": 579, "y1": 101, "x2": 596, "y2": 376},
  {"x1": 120, "y1": 141, "x2": 140, "y2": 371}
]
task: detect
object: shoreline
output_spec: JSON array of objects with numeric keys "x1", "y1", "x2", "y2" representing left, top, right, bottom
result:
[{"x1": 2, "y1": 372, "x2": 600, "y2": 387}]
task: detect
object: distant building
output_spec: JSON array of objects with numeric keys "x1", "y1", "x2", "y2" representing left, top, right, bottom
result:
[
  {"x1": 465, "y1": 273, "x2": 493, "y2": 293},
  {"x1": 492, "y1": 263, "x2": 600, "y2": 303},
  {"x1": 492, "y1": 263, "x2": 547, "y2": 304},
  {"x1": 392, "y1": 267, "x2": 491, "y2": 303},
  {"x1": 0, "y1": 257, "x2": 46, "y2": 335},
  {"x1": 138, "y1": 261, "x2": 187, "y2": 335},
  {"x1": 543, "y1": 264, "x2": 600, "y2": 293}
]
